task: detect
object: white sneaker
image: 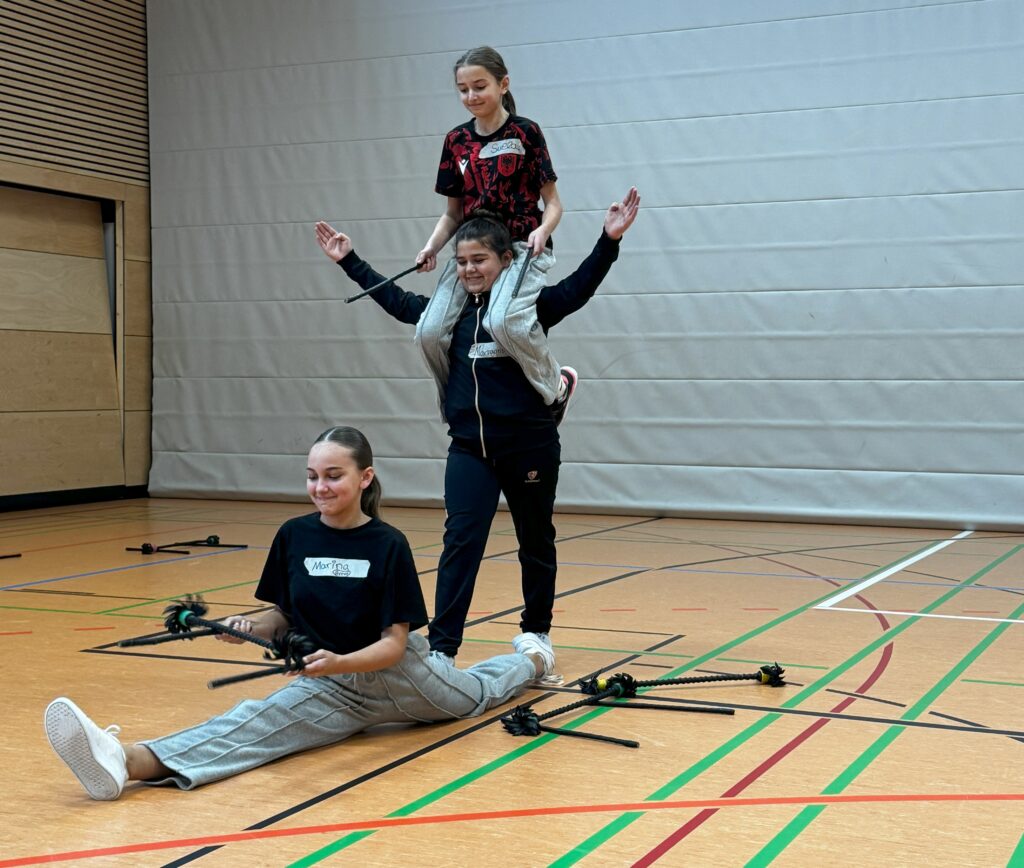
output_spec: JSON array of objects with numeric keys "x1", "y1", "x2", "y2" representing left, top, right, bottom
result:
[
  {"x1": 429, "y1": 649, "x2": 455, "y2": 666},
  {"x1": 44, "y1": 697, "x2": 128, "y2": 800},
  {"x1": 512, "y1": 632, "x2": 564, "y2": 686}
]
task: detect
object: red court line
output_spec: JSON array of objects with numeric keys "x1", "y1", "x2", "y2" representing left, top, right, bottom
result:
[
  {"x1": 633, "y1": 642, "x2": 894, "y2": 867},
  {"x1": 0, "y1": 631, "x2": 32, "y2": 636},
  {"x1": 2, "y1": 792, "x2": 1019, "y2": 867},
  {"x1": 632, "y1": 587, "x2": 894, "y2": 865}
]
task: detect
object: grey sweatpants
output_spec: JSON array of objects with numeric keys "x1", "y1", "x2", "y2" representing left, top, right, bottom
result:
[{"x1": 142, "y1": 632, "x2": 534, "y2": 789}]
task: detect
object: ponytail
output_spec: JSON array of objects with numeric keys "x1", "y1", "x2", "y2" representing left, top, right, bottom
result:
[
  {"x1": 312, "y1": 426, "x2": 382, "y2": 519},
  {"x1": 361, "y1": 475, "x2": 382, "y2": 520}
]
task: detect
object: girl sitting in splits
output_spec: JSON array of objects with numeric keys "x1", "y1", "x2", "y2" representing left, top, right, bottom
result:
[{"x1": 44, "y1": 425, "x2": 553, "y2": 800}]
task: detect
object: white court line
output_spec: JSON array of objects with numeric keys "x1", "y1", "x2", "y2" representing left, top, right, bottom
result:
[
  {"x1": 818, "y1": 607, "x2": 1023, "y2": 625},
  {"x1": 815, "y1": 529, "x2": 974, "y2": 610}
]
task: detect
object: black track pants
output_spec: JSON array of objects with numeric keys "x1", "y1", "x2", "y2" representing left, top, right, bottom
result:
[{"x1": 428, "y1": 439, "x2": 560, "y2": 656}]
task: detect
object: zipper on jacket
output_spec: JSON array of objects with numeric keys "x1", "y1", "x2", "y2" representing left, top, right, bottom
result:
[{"x1": 471, "y1": 296, "x2": 487, "y2": 458}]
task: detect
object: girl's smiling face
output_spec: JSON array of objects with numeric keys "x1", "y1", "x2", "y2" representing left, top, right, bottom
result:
[
  {"x1": 306, "y1": 442, "x2": 373, "y2": 527},
  {"x1": 455, "y1": 239, "x2": 513, "y2": 295},
  {"x1": 455, "y1": 64, "x2": 508, "y2": 121}
]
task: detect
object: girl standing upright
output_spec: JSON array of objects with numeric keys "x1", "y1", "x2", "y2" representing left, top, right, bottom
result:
[
  {"x1": 316, "y1": 189, "x2": 640, "y2": 670},
  {"x1": 416, "y1": 45, "x2": 564, "y2": 272}
]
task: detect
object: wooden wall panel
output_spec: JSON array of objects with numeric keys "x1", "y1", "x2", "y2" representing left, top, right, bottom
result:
[
  {"x1": 0, "y1": 185, "x2": 125, "y2": 495},
  {"x1": 124, "y1": 258, "x2": 151, "y2": 337},
  {"x1": 125, "y1": 336, "x2": 152, "y2": 411},
  {"x1": 0, "y1": 185, "x2": 104, "y2": 256},
  {"x1": 123, "y1": 187, "x2": 151, "y2": 262},
  {"x1": 0, "y1": 248, "x2": 110, "y2": 333},
  {"x1": 0, "y1": 410, "x2": 125, "y2": 495},
  {"x1": 0, "y1": 331, "x2": 119, "y2": 411},
  {"x1": 124, "y1": 409, "x2": 151, "y2": 486},
  {"x1": 0, "y1": 0, "x2": 154, "y2": 497}
]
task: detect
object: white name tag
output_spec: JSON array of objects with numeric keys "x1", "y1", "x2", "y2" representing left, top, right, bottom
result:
[
  {"x1": 469, "y1": 341, "x2": 509, "y2": 359},
  {"x1": 478, "y1": 139, "x2": 526, "y2": 159},
  {"x1": 304, "y1": 557, "x2": 370, "y2": 578}
]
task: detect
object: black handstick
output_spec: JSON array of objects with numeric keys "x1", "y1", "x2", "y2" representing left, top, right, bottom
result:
[
  {"x1": 344, "y1": 264, "x2": 420, "y2": 303},
  {"x1": 509, "y1": 248, "x2": 534, "y2": 299}
]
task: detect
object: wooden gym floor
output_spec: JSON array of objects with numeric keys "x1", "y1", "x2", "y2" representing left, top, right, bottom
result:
[{"x1": 1, "y1": 498, "x2": 1022, "y2": 866}]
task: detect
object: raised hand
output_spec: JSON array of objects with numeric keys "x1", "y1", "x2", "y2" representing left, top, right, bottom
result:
[
  {"x1": 603, "y1": 187, "x2": 641, "y2": 240},
  {"x1": 315, "y1": 221, "x2": 353, "y2": 263}
]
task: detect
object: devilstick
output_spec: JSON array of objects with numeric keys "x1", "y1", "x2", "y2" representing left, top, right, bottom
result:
[{"x1": 344, "y1": 264, "x2": 420, "y2": 303}]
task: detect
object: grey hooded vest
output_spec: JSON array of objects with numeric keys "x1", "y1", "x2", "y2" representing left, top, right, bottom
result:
[{"x1": 414, "y1": 244, "x2": 560, "y2": 422}]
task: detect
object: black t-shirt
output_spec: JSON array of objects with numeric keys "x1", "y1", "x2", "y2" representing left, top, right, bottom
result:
[
  {"x1": 255, "y1": 513, "x2": 428, "y2": 655},
  {"x1": 435, "y1": 115, "x2": 557, "y2": 242}
]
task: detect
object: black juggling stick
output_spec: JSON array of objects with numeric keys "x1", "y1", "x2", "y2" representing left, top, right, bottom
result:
[{"x1": 344, "y1": 265, "x2": 419, "y2": 303}]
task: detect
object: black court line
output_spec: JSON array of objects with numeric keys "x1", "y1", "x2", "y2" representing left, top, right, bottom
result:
[
  {"x1": 929, "y1": 710, "x2": 1024, "y2": 746},
  {"x1": 418, "y1": 516, "x2": 664, "y2": 579},
  {"x1": 825, "y1": 688, "x2": 907, "y2": 708},
  {"x1": 158, "y1": 634, "x2": 682, "y2": 866},
  {"x1": 9, "y1": 588, "x2": 155, "y2": 601}
]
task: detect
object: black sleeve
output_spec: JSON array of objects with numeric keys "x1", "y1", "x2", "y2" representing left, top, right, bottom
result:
[
  {"x1": 526, "y1": 122, "x2": 558, "y2": 187},
  {"x1": 338, "y1": 251, "x2": 429, "y2": 325},
  {"x1": 378, "y1": 533, "x2": 429, "y2": 632},
  {"x1": 435, "y1": 131, "x2": 464, "y2": 197},
  {"x1": 535, "y1": 231, "x2": 621, "y2": 328},
  {"x1": 255, "y1": 526, "x2": 291, "y2": 616}
]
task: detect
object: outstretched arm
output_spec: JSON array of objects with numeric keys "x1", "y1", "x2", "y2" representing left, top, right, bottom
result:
[
  {"x1": 537, "y1": 187, "x2": 641, "y2": 327},
  {"x1": 314, "y1": 221, "x2": 428, "y2": 324}
]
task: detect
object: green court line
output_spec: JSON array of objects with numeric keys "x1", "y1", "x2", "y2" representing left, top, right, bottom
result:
[
  {"x1": 1008, "y1": 831, "x2": 1024, "y2": 867},
  {"x1": 0, "y1": 604, "x2": 155, "y2": 619},
  {"x1": 549, "y1": 544, "x2": 1022, "y2": 867},
  {"x1": 962, "y1": 678, "x2": 1024, "y2": 689},
  {"x1": 282, "y1": 540, "x2": 952, "y2": 865},
  {"x1": 94, "y1": 579, "x2": 258, "y2": 614},
  {"x1": 748, "y1": 590, "x2": 1024, "y2": 866}
]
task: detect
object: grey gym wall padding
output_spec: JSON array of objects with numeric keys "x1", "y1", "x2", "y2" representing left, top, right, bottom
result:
[{"x1": 148, "y1": 0, "x2": 1024, "y2": 529}]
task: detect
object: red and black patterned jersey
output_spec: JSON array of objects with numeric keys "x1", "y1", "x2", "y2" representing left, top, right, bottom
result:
[{"x1": 435, "y1": 114, "x2": 557, "y2": 242}]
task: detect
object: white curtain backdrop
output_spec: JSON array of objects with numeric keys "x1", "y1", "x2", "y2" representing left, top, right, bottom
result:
[{"x1": 148, "y1": 0, "x2": 1024, "y2": 529}]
